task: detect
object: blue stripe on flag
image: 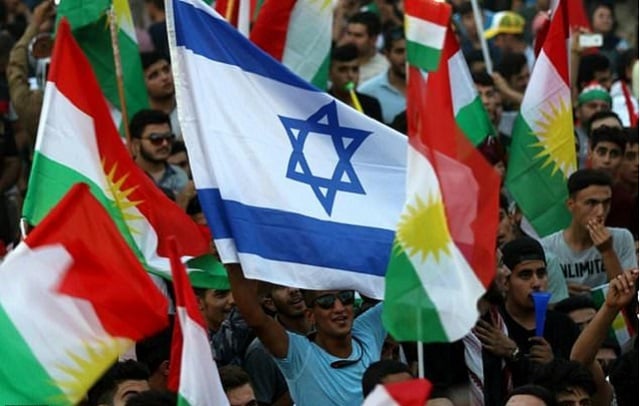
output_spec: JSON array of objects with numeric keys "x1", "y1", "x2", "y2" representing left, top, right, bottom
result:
[
  {"x1": 173, "y1": 0, "x2": 315, "y2": 91},
  {"x1": 198, "y1": 188, "x2": 394, "y2": 276}
]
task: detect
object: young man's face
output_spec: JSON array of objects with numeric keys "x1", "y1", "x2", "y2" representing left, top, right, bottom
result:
[
  {"x1": 197, "y1": 289, "x2": 235, "y2": 332},
  {"x1": 344, "y1": 23, "x2": 374, "y2": 55},
  {"x1": 619, "y1": 142, "x2": 639, "y2": 187},
  {"x1": 134, "y1": 122, "x2": 174, "y2": 164},
  {"x1": 144, "y1": 59, "x2": 175, "y2": 99},
  {"x1": 476, "y1": 84, "x2": 499, "y2": 124},
  {"x1": 268, "y1": 285, "x2": 306, "y2": 318},
  {"x1": 589, "y1": 141, "x2": 623, "y2": 176},
  {"x1": 576, "y1": 101, "x2": 610, "y2": 128},
  {"x1": 505, "y1": 259, "x2": 548, "y2": 311},
  {"x1": 385, "y1": 38, "x2": 406, "y2": 79},
  {"x1": 567, "y1": 185, "x2": 612, "y2": 227},
  {"x1": 306, "y1": 290, "x2": 355, "y2": 339},
  {"x1": 330, "y1": 59, "x2": 360, "y2": 92},
  {"x1": 508, "y1": 64, "x2": 530, "y2": 93}
]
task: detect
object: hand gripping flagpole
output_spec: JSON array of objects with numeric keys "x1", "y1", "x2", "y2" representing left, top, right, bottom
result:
[
  {"x1": 469, "y1": 0, "x2": 493, "y2": 74},
  {"x1": 108, "y1": 4, "x2": 132, "y2": 147}
]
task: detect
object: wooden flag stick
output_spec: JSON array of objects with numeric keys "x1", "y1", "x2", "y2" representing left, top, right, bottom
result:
[{"x1": 108, "y1": 5, "x2": 132, "y2": 147}]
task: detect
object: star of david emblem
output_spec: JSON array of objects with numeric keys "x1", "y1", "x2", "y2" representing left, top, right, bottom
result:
[{"x1": 279, "y1": 101, "x2": 372, "y2": 216}]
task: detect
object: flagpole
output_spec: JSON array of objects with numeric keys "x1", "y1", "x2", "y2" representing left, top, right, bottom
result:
[
  {"x1": 469, "y1": 0, "x2": 493, "y2": 74},
  {"x1": 225, "y1": 0, "x2": 236, "y2": 21},
  {"x1": 108, "y1": 5, "x2": 132, "y2": 146},
  {"x1": 417, "y1": 341, "x2": 425, "y2": 378}
]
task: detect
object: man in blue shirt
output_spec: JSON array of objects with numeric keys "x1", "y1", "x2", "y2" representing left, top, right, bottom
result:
[{"x1": 228, "y1": 264, "x2": 386, "y2": 405}]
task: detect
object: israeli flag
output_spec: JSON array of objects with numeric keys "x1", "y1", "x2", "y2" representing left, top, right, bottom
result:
[{"x1": 167, "y1": 0, "x2": 407, "y2": 298}]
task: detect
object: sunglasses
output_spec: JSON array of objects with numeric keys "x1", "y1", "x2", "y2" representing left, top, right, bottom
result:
[
  {"x1": 310, "y1": 290, "x2": 355, "y2": 310},
  {"x1": 141, "y1": 132, "x2": 175, "y2": 146}
]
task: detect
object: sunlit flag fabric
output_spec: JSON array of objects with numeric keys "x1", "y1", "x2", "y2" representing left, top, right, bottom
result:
[
  {"x1": 250, "y1": 0, "x2": 332, "y2": 89},
  {"x1": 0, "y1": 184, "x2": 168, "y2": 404},
  {"x1": 167, "y1": 238, "x2": 229, "y2": 406},
  {"x1": 23, "y1": 19, "x2": 210, "y2": 280},
  {"x1": 166, "y1": 0, "x2": 407, "y2": 298},
  {"x1": 505, "y1": 0, "x2": 575, "y2": 237},
  {"x1": 383, "y1": 24, "x2": 500, "y2": 343}
]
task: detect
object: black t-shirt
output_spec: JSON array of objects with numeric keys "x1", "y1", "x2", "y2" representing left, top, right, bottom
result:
[{"x1": 500, "y1": 305, "x2": 580, "y2": 387}]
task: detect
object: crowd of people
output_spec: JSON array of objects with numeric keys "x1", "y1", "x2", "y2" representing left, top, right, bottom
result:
[{"x1": 0, "y1": 0, "x2": 637, "y2": 405}]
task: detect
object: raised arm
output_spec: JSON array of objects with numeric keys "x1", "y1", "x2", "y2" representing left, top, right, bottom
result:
[
  {"x1": 571, "y1": 270, "x2": 638, "y2": 406},
  {"x1": 227, "y1": 263, "x2": 289, "y2": 358},
  {"x1": 571, "y1": 269, "x2": 638, "y2": 364}
]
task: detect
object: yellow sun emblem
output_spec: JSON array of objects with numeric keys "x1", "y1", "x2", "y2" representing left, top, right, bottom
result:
[
  {"x1": 395, "y1": 193, "x2": 452, "y2": 264},
  {"x1": 529, "y1": 97, "x2": 576, "y2": 177},
  {"x1": 103, "y1": 159, "x2": 144, "y2": 234},
  {"x1": 52, "y1": 337, "x2": 133, "y2": 404}
]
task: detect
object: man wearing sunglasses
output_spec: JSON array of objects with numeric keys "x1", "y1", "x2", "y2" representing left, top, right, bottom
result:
[
  {"x1": 129, "y1": 109, "x2": 188, "y2": 198},
  {"x1": 228, "y1": 264, "x2": 386, "y2": 406}
]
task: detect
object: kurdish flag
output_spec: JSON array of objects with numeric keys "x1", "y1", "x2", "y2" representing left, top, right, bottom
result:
[
  {"x1": 23, "y1": 19, "x2": 210, "y2": 279},
  {"x1": 57, "y1": 0, "x2": 148, "y2": 124},
  {"x1": 404, "y1": 0, "x2": 451, "y2": 72},
  {"x1": 406, "y1": 0, "x2": 492, "y2": 146},
  {"x1": 167, "y1": 238, "x2": 229, "y2": 406},
  {"x1": 250, "y1": 0, "x2": 332, "y2": 89},
  {"x1": 505, "y1": 0, "x2": 576, "y2": 237},
  {"x1": 167, "y1": 0, "x2": 407, "y2": 298},
  {"x1": 0, "y1": 184, "x2": 168, "y2": 404},
  {"x1": 384, "y1": 26, "x2": 500, "y2": 343}
]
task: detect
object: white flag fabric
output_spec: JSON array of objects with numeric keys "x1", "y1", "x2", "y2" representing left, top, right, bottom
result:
[{"x1": 166, "y1": 0, "x2": 407, "y2": 298}]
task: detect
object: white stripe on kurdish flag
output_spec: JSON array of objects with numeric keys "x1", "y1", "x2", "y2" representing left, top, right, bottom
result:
[
  {"x1": 405, "y1": 148, "x2": 484, "y2": 337},
  {"x1": 238, "y1": 252, "x2": 385, "y2": 299},
  {"x1": 282, "y1": 0, "x2": 332, "y2": 81},
  {"x1": 0, "y1": 244, "x2": 132, "y2": 392},
  {"x1": 520, "y1": 51, "x2": 570, "y2": 125},
  {"x1": 405, "y1": 14, "x2": 447, "y2": 49},
  {"x1": 447, "y1": 50, "x2": 478, "y2": 116},
  {"x1": 37, "y1": 83, "x2": 174, "y2": 275},
  {"x1": 178, "y1": 308, "x2": 228, "y2": 405},
  {"x1": 174, "y1": 49, "x2": 406, "y2": 229},
  {"x1": 36, "y1": 83, "x2": 109, "y2": 192}
]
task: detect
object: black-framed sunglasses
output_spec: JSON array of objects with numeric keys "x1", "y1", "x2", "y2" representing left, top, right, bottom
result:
[
  {"x1": 310, "y1": 290, "x2": 355, "y2": 310},
  {"x1": 142, "y1": 132, "x2": 175, "y2": 146}
]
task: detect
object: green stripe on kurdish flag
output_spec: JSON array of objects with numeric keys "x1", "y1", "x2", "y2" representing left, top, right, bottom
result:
[
  {"x1": 384, "y1": 248, "x2": 448, "y2": 342},
  {"x1": 0, "y1": 305, "x2": 66, "y2": 403},
  {"x1": 404, "y1": 0, "x2": 451, "y2": 71},
  {"x1": 506, "y1": 116, "x2": 573, "y2": 234},
  {"x1": 447, "y1": 46, "x2": 493, "y2": 146}
]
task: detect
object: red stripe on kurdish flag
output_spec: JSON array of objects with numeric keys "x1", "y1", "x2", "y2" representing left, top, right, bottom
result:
[
  {"x1": 250, "y1": 0, "x2": 297, "y2": 61},
  {"x1": 27, "y1": 183, "x2": 169, "y2": 340},
  {"x1": 405, "y1": 0, "x2": 451, "y2": 25},
  {"x1": 49, "y1": 18, "x2": 210, "y2": 259},
  {"x1": 409, "y1": 28, "x2": 500, "y2": 287}
]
